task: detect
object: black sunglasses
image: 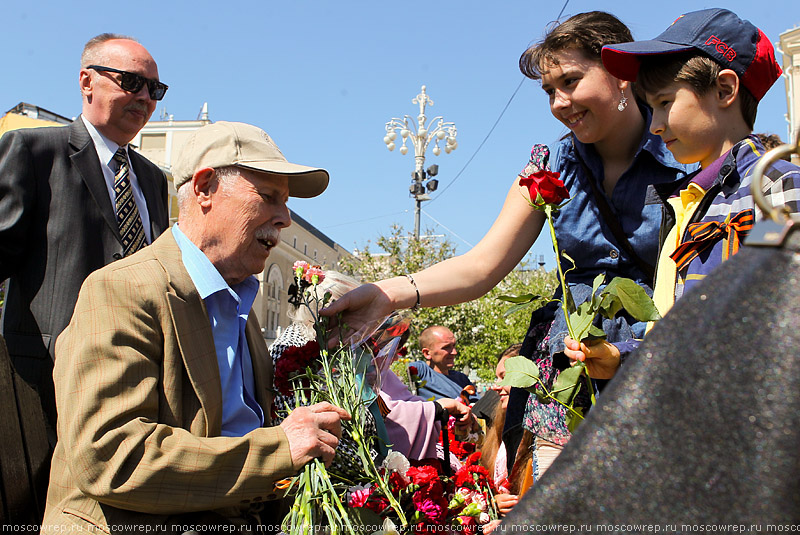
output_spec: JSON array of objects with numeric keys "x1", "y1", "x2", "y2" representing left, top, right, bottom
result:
[{"x1": 87, "y1": 65, "x2": 169, "y2": 101}]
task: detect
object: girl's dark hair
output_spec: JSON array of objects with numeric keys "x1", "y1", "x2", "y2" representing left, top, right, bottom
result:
[
  {"x1": 498, "y1": 342, "x2": 522, "y2": 362},
  {"x1": 519, "y1": 11, "x2": 633, "y2": 80},
  {"x1": 637, "y1": 52, "x2": 758, "y2": 130}
]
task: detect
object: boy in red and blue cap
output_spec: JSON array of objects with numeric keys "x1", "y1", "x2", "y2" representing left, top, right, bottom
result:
[{"x1": 564, "y1": 8, "x2": 800, "y2": 374}]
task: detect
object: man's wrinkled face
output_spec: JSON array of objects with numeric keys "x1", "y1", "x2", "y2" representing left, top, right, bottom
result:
[{"x1": 207, "y1": 168, "x2": 291, "y2": 285}]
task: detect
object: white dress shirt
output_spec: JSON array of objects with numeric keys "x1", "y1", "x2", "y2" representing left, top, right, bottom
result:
[{"x1": 81, "y1": 115, "x2": 153, "y2": 243}]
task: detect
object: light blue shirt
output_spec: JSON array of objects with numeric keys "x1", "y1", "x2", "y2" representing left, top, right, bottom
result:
[{"x1": 172, "y1": 224, "x2": 264, "y2": 436}]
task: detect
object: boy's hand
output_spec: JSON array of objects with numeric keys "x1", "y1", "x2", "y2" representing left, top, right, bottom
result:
[{"x1": 564, "y1": 336, "x2": 621, "y2": 379}]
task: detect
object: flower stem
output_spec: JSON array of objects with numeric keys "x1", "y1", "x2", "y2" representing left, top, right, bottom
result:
[
  {"x1": 545, "y1": 206, "x2": 575, "y2": 341},
  {"x1": 536, "y1": 378, "x2": 584, "y2": 421},
  {"x1": 545, "y1": 206, "x2": 596, "y2": 406}
]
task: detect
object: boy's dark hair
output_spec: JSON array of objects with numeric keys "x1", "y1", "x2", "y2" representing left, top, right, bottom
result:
[
  {"x1": 637, "y1": 52, "x2": 758, "y2": 130},
  {"x1": 519, "y1": 11, "x2": 632, "y2": 81}
]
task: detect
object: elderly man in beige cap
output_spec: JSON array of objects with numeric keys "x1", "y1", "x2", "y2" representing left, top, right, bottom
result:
[{"x1": 42, "y1": 122, "x2": 349, "y2": 532}]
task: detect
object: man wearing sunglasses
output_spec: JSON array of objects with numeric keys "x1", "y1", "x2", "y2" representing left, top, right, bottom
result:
[{"x1": 0, "y1": 33, "x2": 169, "y2": 522}]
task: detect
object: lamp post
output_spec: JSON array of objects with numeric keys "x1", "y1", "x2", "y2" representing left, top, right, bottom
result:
[{"x1": 384, "y1": 85, "x2": 458, "y2": 239}]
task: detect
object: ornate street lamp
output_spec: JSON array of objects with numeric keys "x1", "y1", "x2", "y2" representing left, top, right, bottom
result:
[{"x1": 384, "y1": 85, "x2": 458, "y2": 239}]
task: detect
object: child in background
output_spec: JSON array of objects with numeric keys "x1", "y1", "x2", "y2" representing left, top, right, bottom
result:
[
  {"x1": 566, "y1": 8, "x2": 800, "y2": 374},
  {"x1": 479, "y1": 344, "x2": 522, "y2": 534}
]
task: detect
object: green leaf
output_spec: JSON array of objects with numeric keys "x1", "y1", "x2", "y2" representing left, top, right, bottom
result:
[
  {"x1": 569, "y1": 301, "x2": 595, "y2": 342},
  {"x1": 502, "y1": 300, "x2": 540, "y2": 317},
  {"x1": 496, "y1": 293, "x2": 538, "y2": 304},
  {"x1": 566, "y1": 406, "x2": 585, "y2": 433},
  {"x1": 591, "y1": 273, "x2": 605, "y2": 295},
  {"x1": 552, "y1": 364, "x2": 584, "y2": 405},
  {"x1": 597, "y1": 292, "x2": 623, "y2": 320},
  {"x1": 590, "y1": 273, "x2": 605, "y2": 309},
  {"x1": 585, "y1": 325, "x2": 607, "y2": 340},
  {"x1": 498, "y1": 356, "x2": 540, "y2": 390},
  {"x1": 563, "y1": 284, "x2": 577, "y2": 314},
  {"x1": 534, "y1": 388, "x2": 552, "y2": 404},
  {"x1": 604, "y1": 277, "x2": 662, "y2": 321}
]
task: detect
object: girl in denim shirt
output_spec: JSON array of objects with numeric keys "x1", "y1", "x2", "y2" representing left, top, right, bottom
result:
[{"x1": 322, "y1": 10, "x2": 692, "y2": 490}]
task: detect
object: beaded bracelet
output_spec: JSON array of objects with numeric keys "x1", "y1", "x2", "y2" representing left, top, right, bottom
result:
[{"x1": 405, "y1": 274, "x2": 421, "y2": 311}]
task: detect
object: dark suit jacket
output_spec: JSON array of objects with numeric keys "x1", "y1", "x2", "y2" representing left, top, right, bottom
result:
[{"x1": 0, "y1": 117, "x2": 168, "y2": 517}]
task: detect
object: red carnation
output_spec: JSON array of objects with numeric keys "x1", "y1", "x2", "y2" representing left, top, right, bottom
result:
[
  {"x1": 274, "y1": 340, "x2": 321, "y2": 396},
  {"x1": 387, "y1": 471, "x2": 408, "y2": 494},
  {"x1": 407, "y1": 465, "x2": 439, "y2": 487},
  {"x1": 363, "y1": 494, "x2": 390, "y2": 515},
  {"x1": 464, "y1": 451, "x2": 482, "y2": 467},
  {"x1": 520, "y1": 169, "x2": 569, "y2": 206},
  {"x1": 459, "y1": 515, "x2": 479, "y2": 535}
]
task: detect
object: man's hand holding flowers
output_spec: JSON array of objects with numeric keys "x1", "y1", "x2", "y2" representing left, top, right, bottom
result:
[{"x1": 279, "y1": 402, "x2": 351, "y2": 468}]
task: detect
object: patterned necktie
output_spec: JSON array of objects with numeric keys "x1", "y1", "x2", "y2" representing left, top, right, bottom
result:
[
  {"x1": 112, "y1": 147, "x2": 146, "y2": 256},
  {"x1": 669, "y1": 208, "x2": 755, "y2": 271}
]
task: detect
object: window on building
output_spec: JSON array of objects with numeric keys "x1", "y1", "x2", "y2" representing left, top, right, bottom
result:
[
  {"x1": 264, "y1": 264, "x2": 284, "y2": 340},
  {"x1": 140, "y1": 133, "x2": 166, "y2": 150}
]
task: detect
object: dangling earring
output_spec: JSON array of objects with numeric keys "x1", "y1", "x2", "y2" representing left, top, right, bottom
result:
[{"x1": 617, "y1": 90, "x2": 628, "y2": 112}]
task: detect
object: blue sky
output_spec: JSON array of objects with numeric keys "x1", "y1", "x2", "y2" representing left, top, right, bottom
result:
[{"x1": 2, "y1": 1, "x2": 797, "y2": 269}]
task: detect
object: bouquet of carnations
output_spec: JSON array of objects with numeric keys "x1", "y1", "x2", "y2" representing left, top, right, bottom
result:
[
  {"x1": 279, "y1": 262, "x2": 499, "y2": 535},
  {"x1": 346, "y1": 451, "x2": 499, "y2": 535}
]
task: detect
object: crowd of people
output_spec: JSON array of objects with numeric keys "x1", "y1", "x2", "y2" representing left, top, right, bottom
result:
[{"x1": 0, "y1": 5, "x2": 798, "y2": 533}]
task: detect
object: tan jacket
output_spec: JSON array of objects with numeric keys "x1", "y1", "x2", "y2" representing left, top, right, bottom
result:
[{"x1": 42, "y1": 230, "x2": 295, "y2": 532}]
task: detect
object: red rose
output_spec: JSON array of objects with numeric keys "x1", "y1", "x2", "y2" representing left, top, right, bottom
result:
[
  {"x1": 520, "y1": 169, "x2": 569, "y2": 206},
  {"x1": 408, "y1": 365, "x2": 418, "y2": 376}
]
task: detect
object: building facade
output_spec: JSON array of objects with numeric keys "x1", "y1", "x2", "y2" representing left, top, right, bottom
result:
[{"x1": 779, "y1": 25, "x2": 800, "y2": 162}]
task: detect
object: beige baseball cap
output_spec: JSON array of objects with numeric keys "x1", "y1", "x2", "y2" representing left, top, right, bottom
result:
[{"x1": 171, "y1": 121, "x2": 329, "y2": 198}]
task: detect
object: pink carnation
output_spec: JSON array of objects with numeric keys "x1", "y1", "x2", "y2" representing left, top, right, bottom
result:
[
  {"x1": 293, "y1": 260, "x2": 309, "y2": 276},
  {"x1": 413, "y1": 497, "x2": 447, "y2": 524},
  {"x1": 303, "y1": 266, "x2": 325, "y2": 285},
  {"x1": 347, "y1": 484, "x2": 372, "y2": 508}
]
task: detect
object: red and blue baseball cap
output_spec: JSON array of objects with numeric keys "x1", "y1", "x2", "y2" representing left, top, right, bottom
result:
[{"x1": 601, "y1": 8, "x2": 782, "y2": 101}]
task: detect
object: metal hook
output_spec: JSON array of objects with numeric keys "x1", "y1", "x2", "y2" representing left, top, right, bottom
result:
[{"x1": 750, "y1": 134, "x2": 800, "y2": 222}]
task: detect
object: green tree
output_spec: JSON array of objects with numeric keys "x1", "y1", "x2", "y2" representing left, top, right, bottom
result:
[{"x1": 340, "y1": 224, "x2": 557, "y2": 382}]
